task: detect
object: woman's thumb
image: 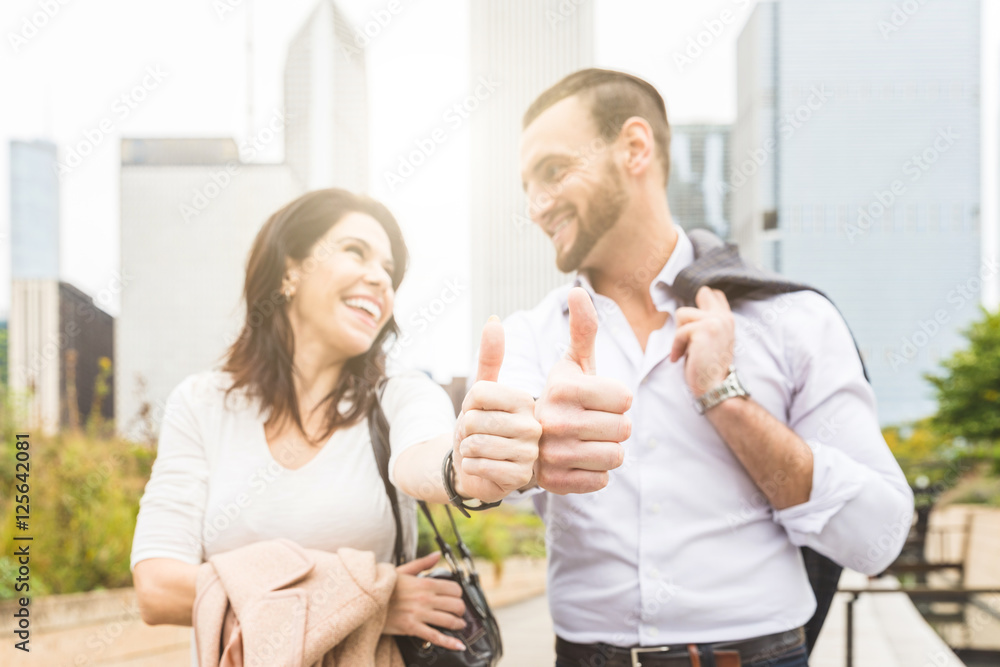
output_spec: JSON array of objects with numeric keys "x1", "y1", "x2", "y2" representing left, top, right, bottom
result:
[{"x1": 396, "y1": 551, "x2": 441, "y2": 575}]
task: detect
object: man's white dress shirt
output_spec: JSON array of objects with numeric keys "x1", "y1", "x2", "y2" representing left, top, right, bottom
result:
[{"x1": 499, "y1": 225, "x2": 913, "y2": 645}]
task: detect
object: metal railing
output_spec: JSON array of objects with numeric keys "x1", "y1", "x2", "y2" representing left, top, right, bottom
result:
[{"x1": 839, "y1": 587, "x2": 1000, "y2": 667}]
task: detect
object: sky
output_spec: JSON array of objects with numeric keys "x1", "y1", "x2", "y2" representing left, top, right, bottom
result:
[{"x1": 1, "y1": 0, "x2": 998, "y2": 380}]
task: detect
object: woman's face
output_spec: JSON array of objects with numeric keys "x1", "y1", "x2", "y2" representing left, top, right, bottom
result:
[{"x1": 286, "y1": 212, "x2": 396, "y2": 362}]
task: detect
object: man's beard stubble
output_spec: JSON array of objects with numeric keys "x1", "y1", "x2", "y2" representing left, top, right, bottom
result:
[{"x1": 556, "y1": 160, "x2": 629, "y2": 273}]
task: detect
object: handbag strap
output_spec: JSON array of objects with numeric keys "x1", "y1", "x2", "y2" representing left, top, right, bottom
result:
[
  {"x1": 368, "y1": 380, "x2": 476, "y2": 573},
  {"x1": 417, "y1": 500, "x2": 479, "y2": 575},
  {"x1": 442, "y1": 501, "x2": 478, "y2": 571},
  {"x1": 367, "y1": 381, "x2": 407, "y2": 566}
]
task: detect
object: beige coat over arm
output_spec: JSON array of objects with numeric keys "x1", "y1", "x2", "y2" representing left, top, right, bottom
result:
[{"x1": 193, "y1": 538, "x2": 405, "y2": 667}]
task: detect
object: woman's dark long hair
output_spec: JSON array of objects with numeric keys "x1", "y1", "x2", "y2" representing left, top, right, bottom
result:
[{"x1": 222, "y1": 188, "x2": 409, "y2": 444}]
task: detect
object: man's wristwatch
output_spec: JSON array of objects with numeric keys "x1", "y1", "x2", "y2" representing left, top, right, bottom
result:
[{"x1": 695, "y1": 365, "x2": 750, "y2": 414}]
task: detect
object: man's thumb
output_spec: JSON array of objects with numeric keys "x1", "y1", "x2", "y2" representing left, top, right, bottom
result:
[
  {"x1": 476, "y1": 315, "x2": 505, "y2": 382},
  {"x1": 567, "y1": 287, "x2": 598, "y2": 375}
]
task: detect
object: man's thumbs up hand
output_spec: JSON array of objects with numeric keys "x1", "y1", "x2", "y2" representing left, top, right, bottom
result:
[
  {"x1": 565, "y1": 286, "x2": 599, "y2": 375},
  {"x1": 452, "y1": 316, "x2": 541, "y2": 504},
  {"x1": 533, "y1": 287, "x2": 633, "y2": 495}
]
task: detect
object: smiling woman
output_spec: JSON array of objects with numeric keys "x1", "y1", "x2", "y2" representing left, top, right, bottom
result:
[
  {"x1": 128, "y1": 188, "x2": 542, "y2": 665},
  {"x1": 225, "y1": 189, "x2": 408, "y2": 443}
]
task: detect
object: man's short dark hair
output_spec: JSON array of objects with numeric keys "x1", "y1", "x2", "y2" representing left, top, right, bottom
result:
[{"x1": 522, "y1": 68, "x2": 671, "y2": 186}]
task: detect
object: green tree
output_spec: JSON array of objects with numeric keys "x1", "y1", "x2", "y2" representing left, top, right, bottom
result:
[{"x1": 926, "y1": 307, "x2": 1000, "y2": 442}]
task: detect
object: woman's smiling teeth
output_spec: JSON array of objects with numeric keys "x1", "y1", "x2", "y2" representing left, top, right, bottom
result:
[{"x1": 344, "y1": 297, "x2": 382, "y2": 322}]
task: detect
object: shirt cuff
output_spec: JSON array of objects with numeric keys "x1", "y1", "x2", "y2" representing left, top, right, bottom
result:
[
  {"x1": 130, "y1": 548, "x2": 203, "y2": 573},
  {"x1": 771, "y1": 441, "x2": 869, "y2": 542},
  {"x1": 504, "y1": 485, "x2": 546, "y2": 502}
]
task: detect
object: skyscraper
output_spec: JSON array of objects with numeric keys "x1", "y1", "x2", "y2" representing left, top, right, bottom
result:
[
  {"x1": 10, "y1": 140, "x2": 59, "y2": 280},
  {"x1": 732, "y1": 0, "x2": 981, "y2": 425},
  {"x1": 284, "y1": 0, "x2": 369, "y2": 193},
  {"x1": 9, "y1": 140, "x2": 60, "y2": 432},
  {"x1": 469, "y1": 0, "x2": 595, "y2": 334},
  {"x1": 9, "y1": 140, "x2": 114, "y2": 434}
]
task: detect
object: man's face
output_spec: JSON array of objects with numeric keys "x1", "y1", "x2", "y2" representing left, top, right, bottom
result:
[{"x1": 520, "y1": 95, "x2": 628, "y2": 273}]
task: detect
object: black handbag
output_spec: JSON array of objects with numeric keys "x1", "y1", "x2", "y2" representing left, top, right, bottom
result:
[{"x1": 368, "y1": 392, "x2": 503, "y2": 667}]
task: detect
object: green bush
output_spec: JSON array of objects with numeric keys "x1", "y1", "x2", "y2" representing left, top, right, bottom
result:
[
  {"x1": 943, "y1": 474, "x2": 1000, "y2": 506},
  {"x1": 417, "y1": 503, "x2": 545, "y2": 579},
  {"x1": 0, "y1": 424, "x2": 154, "y2": 599}
]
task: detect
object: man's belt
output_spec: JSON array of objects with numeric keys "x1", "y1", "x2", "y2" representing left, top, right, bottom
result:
[{"x1": 555, "y1": 626, "x2": 805, "y2": 667}]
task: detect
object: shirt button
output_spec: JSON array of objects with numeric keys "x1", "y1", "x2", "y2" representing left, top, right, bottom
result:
[
  {"x1": 646, "y1": 437, "x2": 658, "y2": 450},
  {"x1": 650, "y1": 503, "x2": 661, "y2": 514},
  {"x1": 649, "y1": 568, "x2": 661, "y2": 580},
  {"x1": 647, "y1": 626, "x2": 660, "y2": 637}
]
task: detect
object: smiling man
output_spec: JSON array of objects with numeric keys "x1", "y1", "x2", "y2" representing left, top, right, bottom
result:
[{"x1": 496, "y1": 68, "x2": 914, "y2": 667}]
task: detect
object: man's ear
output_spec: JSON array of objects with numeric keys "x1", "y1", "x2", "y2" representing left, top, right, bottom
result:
[{"x1": 619, "y1": 116, "x2": 655, "y2": 179}]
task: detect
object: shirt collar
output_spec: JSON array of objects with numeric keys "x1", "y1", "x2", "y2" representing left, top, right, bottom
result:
[
  {"x1": 649, "y1": 223, "x2": 694, "y2": 311},
  {"x1": 561, "y1": 224, "x2": 695, "y2": 314}
]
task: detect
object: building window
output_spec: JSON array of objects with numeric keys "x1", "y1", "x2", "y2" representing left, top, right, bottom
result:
[
  {"x1": 764, "y1": 209, "x2": 778, "y2": 231},
  {"x1": 953, "y1": 204, "x2": 964, "y2": 231},
  {"x1": 813, "y1": 205, "x2": 825, "y2": 235},
  {"x1": 773, "y1": 239, "x2": 781, "y2": 274},
  {"x1": 906, "y1": 204, "x2": 919, "y2": 232},
  {"x1": 928, "y1": 203, "x2": 941, "y2": 232}
]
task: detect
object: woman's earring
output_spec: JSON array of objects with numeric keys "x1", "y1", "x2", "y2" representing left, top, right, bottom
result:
[{"x1": 282, "y1": 284, "x2": 295, "y2": 300}]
